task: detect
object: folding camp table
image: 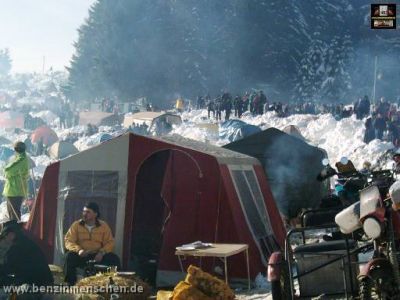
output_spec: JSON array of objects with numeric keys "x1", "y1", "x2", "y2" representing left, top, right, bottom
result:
[{"x1": 175, "y1": 243, "x2": 250, "y2": 290}]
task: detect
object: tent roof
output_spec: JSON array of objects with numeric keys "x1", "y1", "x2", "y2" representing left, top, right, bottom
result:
[
  {"x1": 223, "y1": 127, "x2": 320, "y2": 156},
  {"x1": 79, "y1": 111, "x2": 120, "y2": 126},
  {"x1": 48, "y1": 141, "x2": 79, "y2": 160},
  {"x1": 223, "y1": 127, "x2": 326, "y2": 218},
  {"x1": 282, "y1": 125, "x2": 305, "y2": 140},
  {"x1": 123, "y1": 112, "x2": 181, "y2": 128},
  {"x1": 159, "y1": 134, "x2": 259, "y2": 165},
  {"x1": 64, "y1": 133, "x2": 260, "y2": 167}
]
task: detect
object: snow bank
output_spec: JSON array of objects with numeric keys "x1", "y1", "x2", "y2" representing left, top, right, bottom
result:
[{"x1": 175, "y1": 109, "x2": 395, "y2": 169}]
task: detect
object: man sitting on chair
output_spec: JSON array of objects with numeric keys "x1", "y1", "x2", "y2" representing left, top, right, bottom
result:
[{"x1": 64, "y1": 202, "x2": 121, "y2": 285}]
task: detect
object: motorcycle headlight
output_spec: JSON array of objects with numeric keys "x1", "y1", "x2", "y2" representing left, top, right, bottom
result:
[{"x1": 363, "y1": 218, "x2": 382, "y2": 239}]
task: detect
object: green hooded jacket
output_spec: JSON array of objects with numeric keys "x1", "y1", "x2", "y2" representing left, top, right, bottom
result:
[{"x1": 2, "y1": 152, "x2": 29, "y2": 197}]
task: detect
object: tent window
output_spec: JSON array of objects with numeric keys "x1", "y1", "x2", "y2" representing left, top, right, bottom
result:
[
  {"x1": 62, "y1": 171, "x2": 119, "y2": 234},
  {"x1": 231, "y1": 170, "x2": 267, "y2": 238},
  {"x1": 230, "y1": 167, "x2": 278, "y2": 262},
  {"x1": 243, "y1": 170, "x2": 271, "y2": 231},
  {"x1": 66, "y1": 171, "x2": 118, "y2": 198}
]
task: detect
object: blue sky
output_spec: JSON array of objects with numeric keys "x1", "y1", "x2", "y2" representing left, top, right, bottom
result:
[{"x1": 0, "y1": 0, "x2": 95, "y2": 73}]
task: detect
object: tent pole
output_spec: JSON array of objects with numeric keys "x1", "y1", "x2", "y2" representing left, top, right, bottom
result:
[{"x1": 30, "y1": 167, "x2": 37, "y2": 206}]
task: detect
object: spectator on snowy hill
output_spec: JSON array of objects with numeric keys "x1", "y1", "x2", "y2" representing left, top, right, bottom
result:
[
  {"x1": 258, "y1": 90, "x2": 267, "y2": 115},
  {"x1": 388, "y1": 115, "x2": 400, "y2": 147},
  {"x1": 360, "y1": 95, "x2": 370, "y2": 118},
  {"x1": 196, "y1": 96, "x2": 205, "y2": 109},
  {"x1": 207, "y1": 98, "x2": 215, "y2": 119},
  {"x1": 215, "y1": 96, "x2": 223, "y2": 121},
  {"x1": 373, "y1": 113, "x2": 386, "y2": 140},
  {"x1": 175, "y1": 97, "x2": 184, "y2": 113},
  {"x1": 354, "y1": 98, "x2": 362, "y2": 120},
  {"x1": 376, "y1": 97, "x2": 390, "y2": 120},
  {"x1": 249, "y1": 92, "x2": 256, "y2": 114},
  {"x1": 234, "y1": 95, "x2": 243, "y2": 118},
  {"x1": 364, "y1": 115, "x2": 375, "y2": 144},
  {"x1": 222, "y1": 92, "x2": 232, "y2": 121},
  {"x1": 242, "y1": 92, "x2": 250, "y2": 112}
]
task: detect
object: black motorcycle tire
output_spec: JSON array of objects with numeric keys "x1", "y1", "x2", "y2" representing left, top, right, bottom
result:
[
  {"x1": 271, "y1": 260, "x2": 290, "y2": 300},
  {"x1": 359, "y1": 267, "x2": 399, "y2": 300}
]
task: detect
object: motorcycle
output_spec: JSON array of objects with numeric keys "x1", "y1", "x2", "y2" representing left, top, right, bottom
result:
[
  {"x1": 335, "y1": 180, "x2": 400, "y2": 299},
  {"x1": 317, "y1": 157, "x2": 365, "y2": 207},
  {"x1": 318, "y1": 157, "x2": 394, "y2": 208}
]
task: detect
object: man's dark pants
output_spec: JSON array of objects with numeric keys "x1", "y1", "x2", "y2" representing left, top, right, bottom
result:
[
  {"x1": 64, "y1": 251, "x2": 121, "y2": 285},
  {"x1": 6, "y1": 196, "x2": 24, "y2": 221}
]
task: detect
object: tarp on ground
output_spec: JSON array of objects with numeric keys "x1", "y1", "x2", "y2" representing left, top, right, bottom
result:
[
  {"x1": 219, "y1": 119, "x2": 261, "y2": 142},
  {"x1": 79, "y1": 112, "x2": 122, "y2": 127},
  {"x1": 224, "y1": 127, "x2": 327, "y2": 219}
]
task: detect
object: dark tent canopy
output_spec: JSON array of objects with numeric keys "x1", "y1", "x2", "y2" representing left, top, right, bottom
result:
[{"x1": 224, "y1": 127, "x2": 327, "y2": 219}]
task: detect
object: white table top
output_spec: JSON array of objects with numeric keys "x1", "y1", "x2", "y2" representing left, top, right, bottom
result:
[{"x1": 175, "y1": 243, "x2": 249, "y2": 258}]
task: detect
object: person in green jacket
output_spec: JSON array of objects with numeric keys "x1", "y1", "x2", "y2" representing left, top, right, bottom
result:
[{"x1": 2, "y1": 141, "x2": 29, "y2": 221}]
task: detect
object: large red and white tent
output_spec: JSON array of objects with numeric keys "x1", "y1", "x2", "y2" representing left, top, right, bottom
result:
[{"x1": 27, "y1": 133, "x2": 285, "y2": 286}]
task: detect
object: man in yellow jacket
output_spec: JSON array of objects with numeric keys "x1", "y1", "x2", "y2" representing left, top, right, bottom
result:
[
  {"x1": 175, "y1": 97, "x2": 184, "y2": 113},
  {"x1": 64, "y1": 202, "x2": 121, "y2": 285},
  {"x1": 3, "y1": 141, "x2": 29, "y2": 221}
]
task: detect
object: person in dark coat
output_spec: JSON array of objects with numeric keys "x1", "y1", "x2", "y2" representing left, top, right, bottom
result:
[
  {"x1": 206, "y1": 98, "x2": 215, "y2": 119},
  {"x1": 215, "y1": 96, "x2": 223, "y2": 121},
  {"x1": 233, "y1": 95, "x2": 243, "y2": 118},
  {"x1": 258, "y1": 91, "x2": 267, "y2": 115},
  {"x1": 360, "y1": 95, "x2": 370, "y2": 118},
  {"x1": 0, "y1": 220, "x2": 53, "y2": 285},
  {"x1": 373, "y1": 113, "x2": 387, "y2": 140},
  {"x1": 364, "y1": 115, "x2": 376, "y2": 144},
  {"x1": 221, "y1": 92, "x2": 232, "y2": 121}
]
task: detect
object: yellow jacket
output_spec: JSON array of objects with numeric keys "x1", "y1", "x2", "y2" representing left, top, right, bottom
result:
[
  {"x1": 64, "y1": 219, "x2": 115, "y2": 254},
  {"x1": 175, "y1": 98, "x2": 184, "y2": 110}
]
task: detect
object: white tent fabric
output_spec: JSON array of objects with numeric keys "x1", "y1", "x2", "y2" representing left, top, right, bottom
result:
[
  {"x1": 48, "y1": 141, "x2": 79, "y2": 159},
  {"x1": 53, "y1": 134, "x2": 130, "y2": 266}
]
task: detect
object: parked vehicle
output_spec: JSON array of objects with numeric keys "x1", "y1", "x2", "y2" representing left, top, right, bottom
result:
[
  {"x1": 268, "y1": 158, "x2": 395, "y2": 299},
  {"x1": 336, "y1": 182, "x2": 400, "y2": 299}
]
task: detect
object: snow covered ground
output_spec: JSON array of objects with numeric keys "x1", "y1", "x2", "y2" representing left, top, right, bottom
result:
[
  {"x1": 0, "y1": 107, "x2": 396, "y2": 193},
  {"x1": 175, "y1": 109, "x2": 395, "y2": 170}
]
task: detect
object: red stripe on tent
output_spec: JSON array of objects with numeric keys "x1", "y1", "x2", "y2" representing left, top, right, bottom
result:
[
  {"x1": 254, "y1": 165, "x2": 286, "y2": 248},
  {"x1": 122, "y1": 135, "x2": 136, "y2": 268},
  {"x1": 219, "y1": 165, "x2": 266, "y2": 278},
  {"x1": 26, "y1": 162, "x2": 60, "y2": 263}
]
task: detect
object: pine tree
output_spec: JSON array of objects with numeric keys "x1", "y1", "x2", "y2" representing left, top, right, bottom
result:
[
  {"x1": 320, "y1": 35, "x2": 353, "y2": 102},
  {"x1": 65, "y1": 0, "x2": 377, "y2": 105},
  {"x1": 293, "y1": 35, "x2": 327, "y2": 102}
]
